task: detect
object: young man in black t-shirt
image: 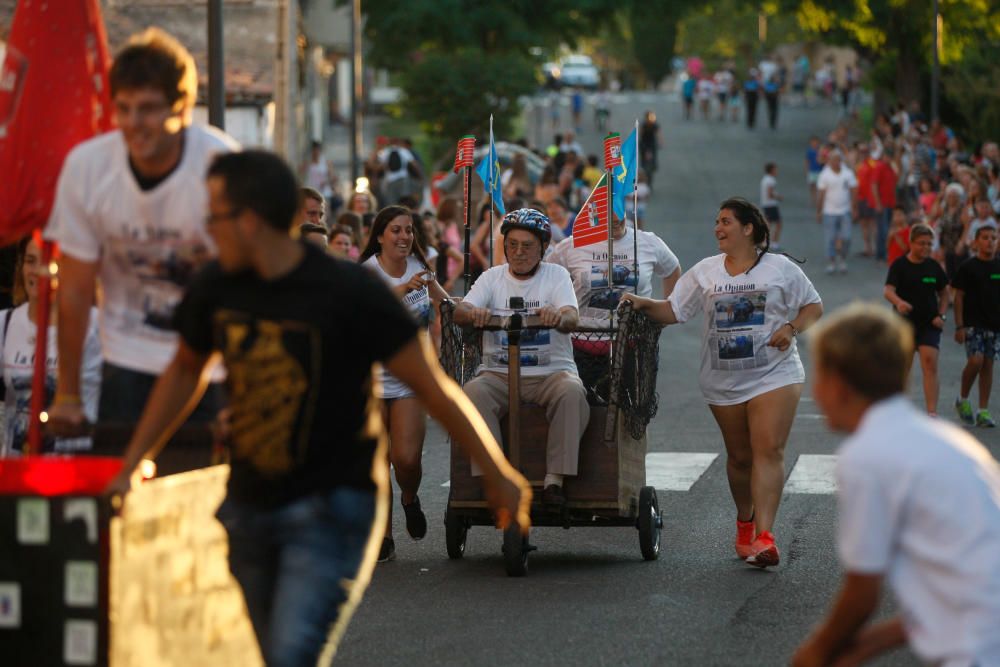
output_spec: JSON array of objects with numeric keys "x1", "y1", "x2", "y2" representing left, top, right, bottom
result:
[
  {"x1": 952, "y1": 226, "x2": 1000, "y2": 427},
  {"x1": 884, "y1": 224, "x2": 950, "y2": 415},
  {"x1": 105, "y1": 151, "x2": 530, "y2": 666}
]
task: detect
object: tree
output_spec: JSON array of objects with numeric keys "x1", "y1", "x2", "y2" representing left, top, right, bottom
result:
[
  {"x1": 629, "y1": 0, "x2": 688, "y2": 87},
  {"x1": 357, "y1": 0, "x2": 617, "y2": 157}
]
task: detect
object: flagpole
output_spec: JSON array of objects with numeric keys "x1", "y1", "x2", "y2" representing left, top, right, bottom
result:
[
  {"x1": 633, "y1": 118, "x2": 639, "y2": 290},
  {"x1": 26, "y1": 234, "x2": 54, "y2": 455},
  {"x1": 605, "y1": 145, "x2": 615, "y2": 329},
  {"x1": 488, "y1": 115, "x2": 495, "y2": 268}
]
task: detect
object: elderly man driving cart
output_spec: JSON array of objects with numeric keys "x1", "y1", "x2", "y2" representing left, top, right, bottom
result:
[{"x1": 454, "y1": 208, "x2": 590, "y2": 508}]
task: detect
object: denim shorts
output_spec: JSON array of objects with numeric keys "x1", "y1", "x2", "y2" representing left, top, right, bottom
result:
[{"x1": 964, "y1": 328, "x2": 1000, "y2": 360}]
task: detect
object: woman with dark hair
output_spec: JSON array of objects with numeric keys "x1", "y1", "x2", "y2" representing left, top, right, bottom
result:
[
  {"x1": 360, "y1": 206, "x2": 448, "y2": 561},
  {"x1": 1, "y1": 236, "x2": 102, "y2": 455},
  {"x1": 624, "y1": 197, "x2": 823, "y2": 568}
]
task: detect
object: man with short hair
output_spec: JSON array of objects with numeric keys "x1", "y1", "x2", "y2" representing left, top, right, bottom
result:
[
  {"x1": 792, "y1": 303, "x2": 1000, "y2": 667},
  {"x1": 46, "y1": 28, "x2": 239, "y2": 435},
  {"x1": 298, "y1": 222, "x2": 329, "y2": 249},
  {"x1": 816, "y1": 150, "x2": 858, "y2": 274},
  {"x1": 300, "y1": 187, "x2": 326, "y2": 228},
  {"x1": 455, "y1": 208, "x2": 589, "y2": 507},
  {"x1": 107, "y1": 150, "x2": 530, "y2": 667}
]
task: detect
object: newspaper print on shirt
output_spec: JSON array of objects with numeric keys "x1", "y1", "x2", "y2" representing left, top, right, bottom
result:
[
  {"x1": 709, "y1": 284, "x2": 769, "y2": 371},
  {"x1": 485, "y1": 299, "x2": 552, "y2": 368},
  {"x1": 582, "y1": 248, "x2": 639, "y2": 320}
]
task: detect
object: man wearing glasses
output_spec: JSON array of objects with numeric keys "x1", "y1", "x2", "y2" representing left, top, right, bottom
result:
[
  {"x1": 45, "y1": 28, "x2": 239, "y2": 436},
  {"x1": 454, "y1": 208, "x2": 588, "y2": 508}
]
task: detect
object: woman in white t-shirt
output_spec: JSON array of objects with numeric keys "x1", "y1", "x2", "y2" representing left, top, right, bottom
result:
[
  {"x1": 1, "y1": 236, "x2": 101, "y2": 456},
  {"x1": 548, "y1": 214, "x2": 680, "y2": 395},
  {"x1": 360, "y1": 205, "x2": 448, "y2": 561},
  {"x1": 625, "y1": 197, "x2": 823, "y2": 568}
]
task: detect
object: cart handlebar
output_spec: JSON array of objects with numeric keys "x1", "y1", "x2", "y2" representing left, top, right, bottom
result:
[{"x1": 479, "y1": 313, "x2": 550, "y2": 332}]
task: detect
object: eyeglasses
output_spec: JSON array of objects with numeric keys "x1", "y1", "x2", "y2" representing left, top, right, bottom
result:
[
  {"x1": 205, "y1": 209, "x2": 242, "y2": 226},
  {"x1": 504, "y1": 240, "x2": 539, "y2": 253}
]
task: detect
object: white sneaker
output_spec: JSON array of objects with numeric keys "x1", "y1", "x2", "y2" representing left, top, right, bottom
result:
[
  {"x1": 837, "y1": 260, "x2": 848, "y2": 274},
  {"x1": 825, "y1": 262, "x2": 836, "y2": 274}
]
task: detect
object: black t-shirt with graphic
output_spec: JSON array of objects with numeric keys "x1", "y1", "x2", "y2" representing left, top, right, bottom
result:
[
  {"x1": 173, "y1": 242, "x2": 419, "y2": 507},
  {"x1": 952, "y1": 256, "x2": 1000, "y2": 331},
  {"x1": 885, "y1": 256, "x2": 948, "y2": 328}
]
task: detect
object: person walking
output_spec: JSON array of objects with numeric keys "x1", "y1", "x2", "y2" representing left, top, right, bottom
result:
[
  {"x1": 884, "y1": 224, "x2": 950, "y2": 416},
  {"x1": 639, "y1": 111, "x2": 663, "y2": 192},
  {"x1": 952, "y1": 226, "x2": 1000, "y2": 427},
  {"x1": 45, "y1": 28, "x2": 239, "y2": 440},
  {"x1": 743, "y1": 69, "x2": 761, "y2": 129},
  {"x1": 816, "y1": 150, "x2": 858, "y2": 274},
  {"x1": 760, "y1": 163, "x2": 783, "y2": 250},
  {"x1": 763, "y1": 75, "x2": 780, "y2": 130},
  {"x1": 105, "y1": 150, "x2": 530, "y2": 667},
  {"x1": 793, "y1": 304, "x2": 1000, "y2": 667},
  {"x1": 625, "y1": 197, "x2": 823, "y2": 568}
]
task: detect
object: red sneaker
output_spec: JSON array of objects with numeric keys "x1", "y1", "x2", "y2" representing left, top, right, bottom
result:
[
  {"x1": 745, "y1": 530, "x2": 780, "y2": 568},
  {"x1": 735, "y1": 518, "x2": 755, "y2": 559}
]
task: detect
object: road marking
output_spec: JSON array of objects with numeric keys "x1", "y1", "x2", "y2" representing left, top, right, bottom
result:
[
  {"x1": 645, "y1": 453, "x2": 718, "y2": 491},
  {"x1": 441, "y1": 481, "x2": 450, "y2": 488},
  {"x1": 785, "y1": 454, "x2": 838, "y2": 494}
]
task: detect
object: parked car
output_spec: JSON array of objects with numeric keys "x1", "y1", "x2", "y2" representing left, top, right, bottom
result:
[{"x1": 558, "y1": 55, "x2": 600, "y2": 89}]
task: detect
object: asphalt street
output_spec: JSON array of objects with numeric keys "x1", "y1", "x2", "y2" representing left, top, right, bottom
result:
[{"x1": 335, "y1": 91, "x2": 1000, "y2": 666}]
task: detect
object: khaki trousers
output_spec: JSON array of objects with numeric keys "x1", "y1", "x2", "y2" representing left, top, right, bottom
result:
[{"x1": 464, "y1": 371, "x2": 589, "y2": 476}]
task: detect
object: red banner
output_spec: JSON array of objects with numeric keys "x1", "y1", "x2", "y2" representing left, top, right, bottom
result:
[
  {"x1": 603, "y1": 132, "x2": 622, "y2": 170},
  {"x1": 0, "y1": 0, "x2": 114, "y2": 245},
  {"x1": 453, "y1": 135, "x2": 476, "y2": 173},
  {"x1": 572, "y1": 174, "x2": 609, "y2": 248}
]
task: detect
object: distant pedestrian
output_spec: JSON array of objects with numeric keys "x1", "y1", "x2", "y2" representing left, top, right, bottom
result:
[
  {"x1": 639, "y1": 110, "x2": 663, "y2": 192},
  {"x1": 682, "y1": 76, "x2": 696, "y2": 120},
  {"x1": 805, "y1": 136, "x2": 823, "y2": 204},
  {"x1": 816, "y1": 150, "x2": 858, "y2": 274},
  {"x1": 885, "y1": 206, "x2": 911, "y2": 267},
  {"x1": 952, "y1": 226, "x2": 1000, "y2": 427},
  {"x1": 760, "y1": 163, "x2": 783, "y2": 250},
  {"x1": 884, "y1": 223, "x2": 950, "y2": 416},
  {"x1": 793, "y1": 303, "x2": 1000, "y2": 667},
  {"x1": 743, "y1": 69, "x2": 761, "y2": 129},
  {"x1": 763, "y1": 75, "x2": 780, "y2": 130},
  {"x1": 571, "y1": 89, "x2": 584, "y2": 132}
]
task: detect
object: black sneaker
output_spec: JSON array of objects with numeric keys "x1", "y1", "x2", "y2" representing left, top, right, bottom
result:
[
  {"x1": 541, "y1": 484, "x2": 566, "y2": 509},
  {"x1": 402, "y1": 496, "x2": 428, "y2": 540},
  {"x1": 377, "y1": 537, "x2": 396, "y2": 562}
]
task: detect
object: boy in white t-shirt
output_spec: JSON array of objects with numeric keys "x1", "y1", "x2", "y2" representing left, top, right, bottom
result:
[
  {"x1": 45, "y1": 28, "x2": 239, "y2": 440},
  {"x1": 816, "y1": 150, "x2": 858, "y2": 274},
  {"x1": 455, "y1": 209, "x2": 589, "y2": 508},
  {"x1": 794, "y1": 304, "x2": 1000, "y2": 667}
]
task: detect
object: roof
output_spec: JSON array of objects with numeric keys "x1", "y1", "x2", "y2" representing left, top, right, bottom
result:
[{"x1": 0, "y1": 0, "x2": 277, "y2": 105}]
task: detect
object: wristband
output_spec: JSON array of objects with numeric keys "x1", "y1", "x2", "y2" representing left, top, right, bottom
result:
[
  {"x1": 784, "y1": 322, "x2": 798, "y2": 336},
  {"x1": 53, "y1": 393, "x2": 82, "y2": 407}
]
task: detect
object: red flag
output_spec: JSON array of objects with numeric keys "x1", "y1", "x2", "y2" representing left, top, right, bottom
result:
[
  {"x1": 572, "y1": 173, "x2": 609, "y2": 248},
  {"x1": 603, "y1": 132, "x2": 622, "y2": 170},
  {"x1": 0, "y1": 0, "x2": 114, "y2": 245},
  {"x1": 453, "y1": 135, "x2": 475, "y2": 173}
]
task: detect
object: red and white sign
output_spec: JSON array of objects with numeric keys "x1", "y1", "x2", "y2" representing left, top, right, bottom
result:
[
  {"x1": 572, "y1": 174, "x2": 609, "y2": 248},
  {"x1": 603, "y1": 133, "x2": 622, "y2": 170},
  {"x1": 453, "y1": 135, "x2": 475, "y2": 173}
]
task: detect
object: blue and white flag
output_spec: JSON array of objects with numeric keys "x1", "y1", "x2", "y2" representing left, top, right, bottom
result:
[
  {"x1": 612, "y1": 126, "x2": 637, "y2": 220},
  {"x1": 475, "y1": 116, "x2": 506, "y2": 215}
]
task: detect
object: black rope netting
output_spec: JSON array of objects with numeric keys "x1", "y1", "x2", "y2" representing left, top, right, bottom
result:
[{"x1": 438, "y1": 300, "x2": 664, "y2": 440}]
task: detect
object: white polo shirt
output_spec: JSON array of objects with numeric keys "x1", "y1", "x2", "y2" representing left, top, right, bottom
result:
[{"x1": 836, "y1": 396, "x2": 1000, "y2": 667}]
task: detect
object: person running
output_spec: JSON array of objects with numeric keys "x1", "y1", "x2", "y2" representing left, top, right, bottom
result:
[
  {"x1": 816, "y1": 150, "x2": 858, "y2": 274},
  {"x1": 884, "y1": 223, "x2": 950, "y2": 416},
  {"x1": 45, "y1": 28, "x2": 239, "y2": 440},
  {"x1": 639, "y1": 111, "x2": 663, "y2": 192},
  {"x1": 793, "y1": 304, "x2": 1000, "y2": 667},
  {"x1": 624, "y1": 197, "x2": 823, "y2": 568},
  {"x1": 105, "y1": 151, "x2": 530, "y2": 667},
  {"x1": 952, "y1": 226, "x2": 1000, "y2": 427},
  {"x1": 0, "y1": 236, "x2": 102, "y2": 456},
  {"x1": 455, "y1": 209, "x2": 588, "y2": 509},
  {"x1": 360, "y1": 205, "x2": 449, "y2": 561},
  {"x1": 760, "y1": 163, "x2": 783, "y2": 250},
  {"x1": 548, "y1": 213, "x2": 680, "y2": 396}
]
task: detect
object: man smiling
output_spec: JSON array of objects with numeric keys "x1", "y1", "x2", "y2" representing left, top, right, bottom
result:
[{"x1": 46, "y1": 28, "x2": 239, "y2": 437}]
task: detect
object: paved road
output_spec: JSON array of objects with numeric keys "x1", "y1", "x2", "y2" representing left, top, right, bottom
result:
[{"x1": 336, "y1": 91, "x2": 1000, "y2": 666}]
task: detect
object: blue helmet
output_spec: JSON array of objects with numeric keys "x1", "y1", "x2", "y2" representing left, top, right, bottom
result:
[{"x1": 499, "y1": 208, "x2": 552, "y2": 245}]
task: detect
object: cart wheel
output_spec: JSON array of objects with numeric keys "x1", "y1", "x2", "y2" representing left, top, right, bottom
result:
[
  {"x1": 502, "y1": 525, "x2": 529, "y2": 577},
  {"x1": 638, "y1": 486, "x2": 661, "y2": 561},
  {"x1": 445, "y1": 510, "x2": 468, "y2": 560}
]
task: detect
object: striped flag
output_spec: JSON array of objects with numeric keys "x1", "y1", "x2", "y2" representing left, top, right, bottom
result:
[
  {"x1": 453, "y1": 135, "x2": 475, "y2": 173},
  {"x1": 572, "y1": 173, "x2": 609, "y2": 248}
]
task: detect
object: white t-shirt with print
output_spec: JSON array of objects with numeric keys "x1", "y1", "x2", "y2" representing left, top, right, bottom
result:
[
  {"x1": 548, "y1": 225, "x2": 679, "y2": 327},
  {"x1": 760, "y1": 174, "x2": 779, "y2": 207},
  {"x1": 0, "y1": 305, "x2": 102, "y2": 455},
  {"x1": 837, "y1": 396, "x2": 1000, "y2": 667},
  {"x1": 667, "y1": 253, "x2": 821, "y2": 405},
  {"x1": 817, "y1": 165, "x2": 858, "y2": 215},
  {"x1": 364, "y1": 255, "x2": 432, "y2": 398},
  {"x1": 45, "y1": 124, "x2": 240, "y2": 376},
  {"x1": 464, "y1": 263, "x2": 578, "y2": 378}
]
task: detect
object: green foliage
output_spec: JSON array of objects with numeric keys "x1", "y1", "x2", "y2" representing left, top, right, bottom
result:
[
  {"x1": 675, "y1": 0, "x2": 805, "y2": 70},
  {"x1": 357, "y1": 0, "x2": 617, "y2": 158},
  {"x1": 629, "y1": 0, "x2": 686, "y2": 86},
  {"x1": 941, "y1": 40, "x2": 1000, "y2": 146}
]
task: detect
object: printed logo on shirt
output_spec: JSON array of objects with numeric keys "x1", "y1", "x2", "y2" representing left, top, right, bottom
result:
[
  {"x1": 921, "y1": 277, "x2": 938, "y2": 284},
  {"x1": 487, "y1": 328, "x2": 552, "y2": 368},
  {"x1": 582, "y1": 253, "x2": 637, "y2": 317},
  {"x1": 708, "y1": 289, "x2": 770, "y2": 371},
  {"x1": 990, "y1": 274, "x2": 1000, "y2": 280}
]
